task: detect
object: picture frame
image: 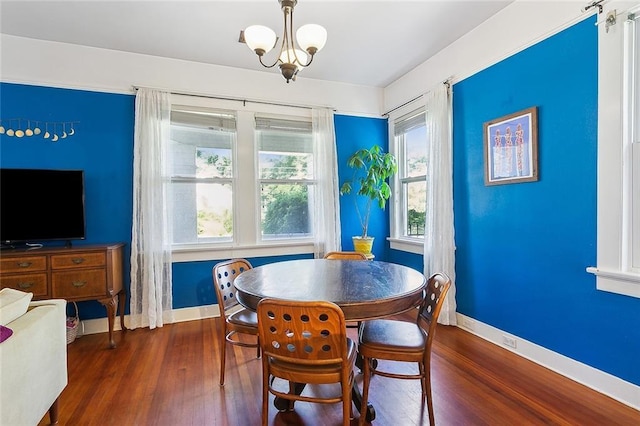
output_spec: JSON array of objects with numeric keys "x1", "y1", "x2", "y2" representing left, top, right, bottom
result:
[{"x1": 483, "y1": 106, "x2": 538, "y2": 186}]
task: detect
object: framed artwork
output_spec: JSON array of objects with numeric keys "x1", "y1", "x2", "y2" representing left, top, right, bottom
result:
[{"x1": 483, "y1": 106, "x2": 538, "y2": 186}]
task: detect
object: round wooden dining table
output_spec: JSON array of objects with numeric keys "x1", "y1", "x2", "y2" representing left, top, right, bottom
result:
[
  {"x1": 234, "y1": 258, "x2": 426, "y2": 321},
  {"x1": 234, "y1": 258, "x2": 427, "y2": 421}
]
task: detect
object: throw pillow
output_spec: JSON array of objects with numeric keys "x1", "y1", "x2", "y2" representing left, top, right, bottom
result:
[
  {"x1": 0, "y1": 324, "x2": 13, "y2": 343},
  {"x1": 0, "y1": 288, "x2": 34, "y2": 326}
]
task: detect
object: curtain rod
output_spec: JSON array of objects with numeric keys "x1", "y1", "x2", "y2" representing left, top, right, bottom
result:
[
  {"x1": 382, "y1": 79, "x2": 452, "y2": 117},
  {"x1": 131, "y1": 85, "x2": 335, "y2": 111}
]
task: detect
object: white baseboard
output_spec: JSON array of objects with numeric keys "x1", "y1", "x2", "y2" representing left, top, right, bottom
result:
[
  {"x1": 456, "y1": 313, "x2": 640, "y2": 411},
  {"x1": 75, "y1": 307, "x2": 639, "y2": 411},
  {"x1": 76, "y1": 304, "x2": 221, "y2": 337}
]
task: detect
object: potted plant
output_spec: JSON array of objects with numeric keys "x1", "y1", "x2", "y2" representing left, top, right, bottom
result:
[{"x1": 340, "y1": 145, "x2": 397, "y2": 255}]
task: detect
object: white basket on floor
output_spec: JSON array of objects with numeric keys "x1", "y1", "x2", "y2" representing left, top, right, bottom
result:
[{"x1": 66, "y1": 301, "x2": 79, "y2": 344}]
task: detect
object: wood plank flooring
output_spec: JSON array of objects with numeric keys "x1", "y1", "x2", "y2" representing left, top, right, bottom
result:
[{"x1": 40, "y1": 315, "x2": 639, "y2": 425}]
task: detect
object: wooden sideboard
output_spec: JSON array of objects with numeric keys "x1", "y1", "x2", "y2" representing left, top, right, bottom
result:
[{"x1": 0, "y1": 243, "x2": 126, "y2": 348}]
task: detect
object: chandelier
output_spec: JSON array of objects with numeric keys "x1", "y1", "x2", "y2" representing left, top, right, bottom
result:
[{"x1": 242, "y1": 0, "x2": 327, "y2": 83}]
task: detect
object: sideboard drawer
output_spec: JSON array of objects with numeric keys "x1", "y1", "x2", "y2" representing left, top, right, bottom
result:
[
  {"x1": 0, "y1": 273, "x2": 48, "y2": 297},
  {"x1": 0, "y1": 256, "x2": 47, "y2": 273},
  {"x1": 50, "y1": 252, "x2": 106, "y2": 270},
  {"x1": 52, "y1": 269, "x2": 107, "y2": 299}
]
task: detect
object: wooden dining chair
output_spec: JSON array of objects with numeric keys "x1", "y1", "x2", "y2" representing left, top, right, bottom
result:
[
  {"x1": 256, "y1": 298, "x2": 357, "y2": 426},
  {"x1": 323, "y1": 251, "x2": 368, "y2": 260},
  {"x1": 323, "y1": 251, "x2": 368, "y2": 327},
  {"x1": 357, "y1": 272, "x2": 451, "y2": 426},
  {"x1": 212, "y1": 258, "x2": 260, "y2": 386}
]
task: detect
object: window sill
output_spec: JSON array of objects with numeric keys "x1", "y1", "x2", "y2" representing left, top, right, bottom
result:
[
  {"x1": 172, "y1": 241, "x2": 315, "y2": 262},
  {"x1": 388, "y1": 237, "x2": 424, "y2": 255},
  {"x1": 586, "y1": 266, "x2": 640, "y2": 298}
]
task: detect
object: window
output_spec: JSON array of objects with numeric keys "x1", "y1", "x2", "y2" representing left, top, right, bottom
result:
[
  {"x1": 588, "y1": 2, "x2": 640, "y2": 298},
  {"x1": 390, "y1": 109, "x2": 427, "y2": 252},
  {"x1": 170, "y1": 107, "x2": 235, "y2": 245},
  {"x1": 256, "y1": 116, "x2": 314, "y2": 240},
  {"x1": 629, "y1": 10, "x2": 640, "y2": 270},
  {"x1": 168, "y1": 97, "x2": 319, "y2": 261}
]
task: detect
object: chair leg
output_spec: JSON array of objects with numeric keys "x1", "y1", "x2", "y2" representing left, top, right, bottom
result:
[
  {"x1": 419, "y1": 362, "x2": 427, "y2": 402},
  {"x1": 262, "y1": 361, "x2": 269, "y2": 426},
  {"x1": 219, "y1": 330, "x2": 227, "y2": 386},
  {"x1": 359, "y1": 357, "x2": 371, "y2": 426},
  {"x1": 342, "y1": 376, "x2": 351, "y2": 426},
  {"x1": 256, "y1": 336, "x2": 261, "y2": 359},
  {"x1": 425, "y1": 367, "x2": 434, "y2": 426}
]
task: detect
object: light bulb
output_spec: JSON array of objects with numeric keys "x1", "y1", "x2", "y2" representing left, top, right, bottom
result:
[{"x1": 279, "y1": 48, "x2": 308, "y2": 67}]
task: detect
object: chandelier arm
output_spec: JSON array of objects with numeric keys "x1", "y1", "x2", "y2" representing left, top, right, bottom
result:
[
  {"x1": 258, "y1": 55, "x2": 280, "y2": 69},
  {"x1": 302, "y1": 53, "x2": 315, "y2": 68}
]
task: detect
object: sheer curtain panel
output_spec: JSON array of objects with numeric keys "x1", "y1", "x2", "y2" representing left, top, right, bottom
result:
[
  {"x1": 312, "y1": 108, "x2": 341, "y2": 257},
  {"x1": 423, "y1": 84, "x2": 457, "y2": 325},
  {"x1": 129, "y1": 89, "x2": 174, "y2": 330}
]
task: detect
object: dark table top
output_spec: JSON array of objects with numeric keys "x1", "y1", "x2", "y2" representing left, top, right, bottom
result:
[{"x1": 234, "y1": 259, "x2": 426, "y2": 321}]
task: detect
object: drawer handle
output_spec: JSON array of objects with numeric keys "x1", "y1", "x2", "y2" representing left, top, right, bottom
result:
[
  {"x1": 18, "y1": 282, "x2": 34, "y2": 289},
  {"x1": 71, "y1": 258, "x2": 85, "y2": 265},
  {"x1": 72, "y1": 281, "x2": 87, "y2": 288},
  {"x1": 17, "y1": 261, "x2": 33, "y2": 268}
]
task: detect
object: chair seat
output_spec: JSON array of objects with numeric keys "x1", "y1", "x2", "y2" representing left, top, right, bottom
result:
[
  {"x1": 227, "y1": 308, "x2": 258, "y2": 328},
  {"x1": 359, "y1": 319, "x2": 425, "y2": 352}
]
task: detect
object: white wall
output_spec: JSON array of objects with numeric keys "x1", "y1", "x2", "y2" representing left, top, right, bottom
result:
[
  {"x1": 0, "y1": 34, "x2": 383, "y2": 118},
  {"x1": 383, "y1": 1, "x2": 587, "y2": 112}
]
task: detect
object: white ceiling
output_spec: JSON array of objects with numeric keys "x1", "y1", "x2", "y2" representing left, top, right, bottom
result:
[{"x1": 0, "y1": 0, "x2": 514, "y2": 88}]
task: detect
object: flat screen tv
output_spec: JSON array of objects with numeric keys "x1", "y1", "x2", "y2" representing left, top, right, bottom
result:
[{"x1": 1, "y1": 168, "x2": 86, "y2": 246}]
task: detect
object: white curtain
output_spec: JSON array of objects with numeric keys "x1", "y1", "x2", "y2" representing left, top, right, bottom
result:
[
  {"x1": 312, "y1": 108, "x2": 342, "y2": 257},
  {"x1": 129, "y1": 88, "x2": 174, "y2": 330},
  {"x1": 423, "y1": 83, "x2": 457, "y2": 325}
]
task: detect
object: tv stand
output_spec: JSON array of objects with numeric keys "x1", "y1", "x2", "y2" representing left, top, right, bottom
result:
[{"x1": 0, "y1": 243, "x2": 126, "y2": 349}]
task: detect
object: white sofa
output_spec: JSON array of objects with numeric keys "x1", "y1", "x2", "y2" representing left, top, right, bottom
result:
[{"x1": 0, "y1": 296, "x2": 68, "y2": 425}]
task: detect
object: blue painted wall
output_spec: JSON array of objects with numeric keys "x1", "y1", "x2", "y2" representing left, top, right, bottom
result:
[
  {"x1": 334, "y1": 114, "x2": 390, "y2": 260},
  {"x1": 0, "y1": 83, "x2": 134, "y2": 319},
  {"x1": 450, "y1": 17, "x2": 639, "y2": 386}
]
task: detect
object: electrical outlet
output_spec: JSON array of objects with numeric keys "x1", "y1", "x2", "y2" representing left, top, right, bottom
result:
[{"x1": 502, "y1": 335, "x2": 517, "y2": 349}]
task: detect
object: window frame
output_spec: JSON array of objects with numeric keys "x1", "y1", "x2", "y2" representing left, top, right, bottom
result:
[
  {"x1": 388, "y1": 105, "x2": 427, "y2": 255},
  {"x1": 587, "y1": 2, "x2": 640, "y2": 298},
  {"x1": 167, "y1": 95, "x2": 316, "y2": 262},
  {"x1": 256, "y1": 115, "x2": 316, "y2": 242}
]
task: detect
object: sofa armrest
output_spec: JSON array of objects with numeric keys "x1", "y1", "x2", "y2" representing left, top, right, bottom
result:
[{"x1": 0, "y1": 299, "x2": 68, "y2": 425}]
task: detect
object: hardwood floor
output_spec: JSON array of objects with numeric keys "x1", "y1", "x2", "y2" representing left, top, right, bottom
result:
[{"x1": 41, "y1": 315, "x2": 639, "y2": 425}]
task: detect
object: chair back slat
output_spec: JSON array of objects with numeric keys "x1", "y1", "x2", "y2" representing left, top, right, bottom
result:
[
  {"x1": 418, "y1": 273, "x2": 452, "y2": 342},
  {"x1": 257, "y1": 299, "x2": 347, "y2": 365},
  {"x1": 213, "y1": 259, "x2": 252, "y2": 313}
]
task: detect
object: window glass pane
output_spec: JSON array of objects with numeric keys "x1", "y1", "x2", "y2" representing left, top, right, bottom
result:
[
  {"x1": 393, "y1": 108, "x2": 427, "y2": 241},
  {"x1": 257, "y1": 126, "x2": 313, "y2": 179},
  {"x1": 170, "y1": 124, "x2": 233, "y2": 178},
  {"x1": 196, "y1": 147, "x2": 232, "y2": 179},
  {"x1": 404, "y1": 125, "x2": 427, "y2": 178},
  {"x1": 171, "y1": 181, "x2": 233, "y2": 243},
  {"x1": 261, "y1": 183, "x2": 311, "y2": 239},
  {"x1": 257, "y1": 116, "x2": 314, "y2": 242},
  {"x1": 405, "y1": 181, "x2": 426, "y2": 237},
  {"x1": 259, "y1": 150, "x2": 313, "y2": 179}
]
